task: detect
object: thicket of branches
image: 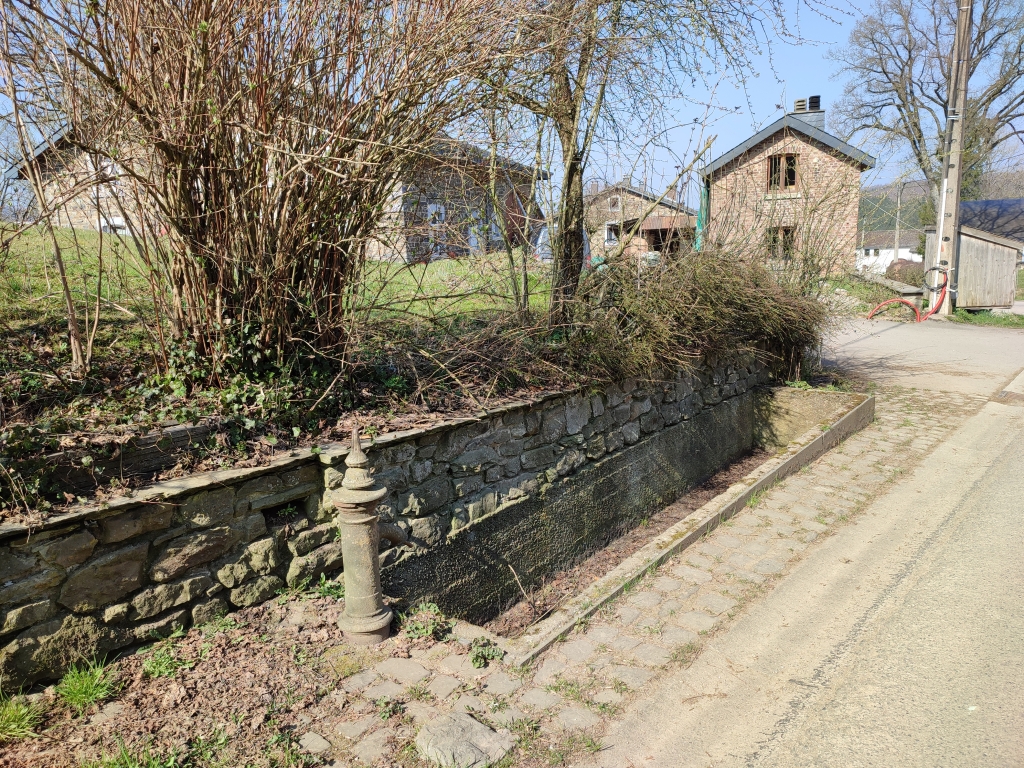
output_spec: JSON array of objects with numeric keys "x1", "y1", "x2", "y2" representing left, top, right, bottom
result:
[{"x1": 0, "y1": 0, "x2": 836, "y2": 444}]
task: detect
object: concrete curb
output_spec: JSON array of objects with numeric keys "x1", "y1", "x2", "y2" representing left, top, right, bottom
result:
[{"x1": 499, "y1": 392, "x2": 876, "y2": 668}]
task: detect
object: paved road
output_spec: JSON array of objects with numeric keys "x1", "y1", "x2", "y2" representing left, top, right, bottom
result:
[
  {"x1": 576, "y1": 319, "x2": 1024, "y2": 768},
  {"x1": 823, "y1": 317, "x2": 1024, "y2": 396}
]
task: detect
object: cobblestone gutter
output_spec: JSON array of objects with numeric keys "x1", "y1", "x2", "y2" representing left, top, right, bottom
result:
[{"x1": 0, "y1": 358, "x2": 769, "y2": 691}]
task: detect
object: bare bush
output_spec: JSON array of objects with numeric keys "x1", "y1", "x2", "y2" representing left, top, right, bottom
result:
[{"x1": 2, "y1": 0, "x2": 521, "y2": 381}]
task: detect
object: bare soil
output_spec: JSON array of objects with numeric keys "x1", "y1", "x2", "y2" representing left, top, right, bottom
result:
[{"x1": 484, "y1": 448, "x2": 773, "y2": 638}]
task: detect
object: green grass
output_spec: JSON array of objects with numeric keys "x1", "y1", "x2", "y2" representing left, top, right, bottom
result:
[
  {"x1": 950, "y1": 308, "x2": 1024, "y2": 328},
  {"x1": 80, "y1": 740, "x2": 182, "y2": 768},
  {"x1": 1016, "y1": 267, "x2": 1024, "y2": 301},
  {"x1": 57, "y1": 658, "x2": 117, "y2": 715},
  {"x1": 0, "y1": 691, "x2": 44, "y2": 744}
]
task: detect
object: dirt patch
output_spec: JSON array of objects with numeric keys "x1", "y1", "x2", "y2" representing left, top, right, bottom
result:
[
  {"x1": 0, "y1": 596, "x2": 454, "y2": 768},
  {"x1": 484, "y1": 448, "x2": 773, "y2": 638}
]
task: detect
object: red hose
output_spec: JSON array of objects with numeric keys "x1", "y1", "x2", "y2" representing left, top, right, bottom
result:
[{"x1": 866, "y1": 269, "x2": 948, "y2": 323}]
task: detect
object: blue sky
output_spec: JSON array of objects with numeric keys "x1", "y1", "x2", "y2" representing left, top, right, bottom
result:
[{"x1": 592, "y1": 0, "x2": 897, "y2": 207}]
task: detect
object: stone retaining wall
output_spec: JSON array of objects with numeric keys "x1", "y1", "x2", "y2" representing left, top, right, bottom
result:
[{"x1": 0, "y1": 357, "x2": 768, "y2": 691}]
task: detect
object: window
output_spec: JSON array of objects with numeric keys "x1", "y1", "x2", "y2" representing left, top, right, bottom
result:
[
  {"x1": 608, "y1": 196, "x2": 620, "y2": 212},
  {"x1": 605, "y1": 222, "x2": 620, "y2": 244},
  {"x1": 427, "y1": 203, "x2": 446, "y2": 257},
  {"x1": 767, "y1": 154, "x2": 798, "y2": 191},
  {"x1": 765, "y1": 226, "x2": 796, "y2": 258}
]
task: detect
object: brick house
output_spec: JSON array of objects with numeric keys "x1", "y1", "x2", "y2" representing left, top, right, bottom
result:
[
  {"x1": 584, "y1": 181, "x2": 696, "y2": 260},
  {"x1": 699, "y1": 97, "x2": 875, "y2": 270},
  {"x1": 6, "y1": 131, "x2": 543, "y2": 264}
]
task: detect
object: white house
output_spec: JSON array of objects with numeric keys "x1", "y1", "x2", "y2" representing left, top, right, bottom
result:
[{"x1": 856, "y1": 229, "x2": 923, "y2": 274}]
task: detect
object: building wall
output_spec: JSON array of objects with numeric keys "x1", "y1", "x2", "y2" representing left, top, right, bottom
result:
[
  {"x1": 584, "y1": 187, "x2": 690, "y2": 256},
  {"x1": 368, "y1": 163, "x2": 539, "y2": 263},
  {"x1": 856, "y1": 246, "x2": 923, "y2": 274},
  {"x1": 706, "y1": 128, "x2": 862, "y2": 271}
]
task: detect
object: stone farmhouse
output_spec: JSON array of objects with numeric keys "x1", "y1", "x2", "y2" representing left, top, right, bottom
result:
[
  {"x1": 699, "y1": 97, "x2": 875, "y2": 269},
  {"x1": 6, "y1": 131, "x2": 543, "y2": 264},
  {"x1": 583, "y1": 181, "x2": 697, "y2": 261}
]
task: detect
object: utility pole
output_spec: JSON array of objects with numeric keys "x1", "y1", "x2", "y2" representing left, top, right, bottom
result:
[
  {"x1": 935, "y1": 0, "x2": 974, "y2": 315},
  {"x1": 893, "y1": 181, "x2": 904, "y2": 268}
]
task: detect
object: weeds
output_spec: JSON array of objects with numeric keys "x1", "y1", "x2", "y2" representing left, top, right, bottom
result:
[
  {"x1": 405, "y1": 684, "x2": 434, "y2": 702},
  {"x1": 313, "y1": 573, "x2": 344, "y2": 599},
  {"x1": 375, "y1": 697, "x2": 405, "y2": 720},
  {"x1": 80, "y1": 739, "x2": 181, "y2": 768},
  {"x1": 56, "y1": 658, "x2": 116, "y2": 715},
  {"x1": 400, "y1": 603, "x2": 453, "y2": 641},
  {"x1": 0, "y1": 691, "x2": 43, "y2": 744},
  {"x1": 141, "y1": 645, "x2": 192, "y2": 679},
  {"x1": 670, "y1": 641, "x2": 702, "y2": 666},
  {"x1": 468, "y1": 637, "x2": 504, "y2": 668},
  {"x1": 197, "y1": 614, "x2": 239, "y2": 637}
]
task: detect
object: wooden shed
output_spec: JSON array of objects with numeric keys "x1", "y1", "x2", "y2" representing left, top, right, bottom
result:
[{"x1": 925, "y1": 225, "x2": 1023, "y2": 310}]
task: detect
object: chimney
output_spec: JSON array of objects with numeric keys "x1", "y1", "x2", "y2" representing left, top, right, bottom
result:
[{"x1": 791, "y1": 95, "x2": 825, "y2": 130}]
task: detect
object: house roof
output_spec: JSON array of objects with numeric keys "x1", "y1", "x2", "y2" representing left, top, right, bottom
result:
[
  {"x1": 586, "y1": 181, "x2": 696, "y2": 215},
  {"x1": 959, "y1": 198, "x2": 1024, "y2": 243},
  {"x1": 3, "y1": 127, "x2": 72, "y2": 181},
  {"x1": 859, "y1": 229, "x2": 924, "y2": 250},
  {"x1": 702, "y1": 114, "x2": 876, "y2": 178}
]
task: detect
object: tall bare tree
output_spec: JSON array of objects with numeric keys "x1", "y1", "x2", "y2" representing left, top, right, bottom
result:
[
  {"x1": 831, "y1": 0, "x2": 1024, "y2": 211},
  {"x1": 489, "y1": 0, "x2": 800, "y2": 327}
]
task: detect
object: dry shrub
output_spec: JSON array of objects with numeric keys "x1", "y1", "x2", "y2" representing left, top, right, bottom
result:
[
  {"x1": 568, "y1": 251, "x2": 827, "y2": 380},
  {"x1": 885, "y1": 259, "x2": 925, "y2": 287}
]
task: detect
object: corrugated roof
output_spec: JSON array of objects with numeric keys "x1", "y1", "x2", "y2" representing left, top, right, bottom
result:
[
  {"x1": 960, "y1": 198, "x2": 1024, "y2": 243},
  {"x1": 702, "y1": 114, "x2": 875, "y2": 177}
]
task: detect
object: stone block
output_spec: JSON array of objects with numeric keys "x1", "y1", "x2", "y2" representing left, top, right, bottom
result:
[
  {"x1": 416, "y1": 712, "x2": 514, "y2": 768},
  {"x1": 0, "y1": 614, "x2": 134, "y2": 692},
  {"x1": 132, "y1": 608, "x2": 188, "y2": 641},
  {"x1": 502, "y1": 457, "x2": 521, "y2": 478},
  {"x1": 285, "y1": 542, "x2": 343, "y2": 587},
  {"x1": 427, "y1": 675, "x2": 462, "y2": 699},
  {"x1": 0, "y1": 569, "x2": 63, "y2": 608},
  {"x1": 150, "y1": 528, "x2": 237, "y2": 583},
  {"x1": 216, "y1": 536, "x2": 281, "y2": 588},
  {"x1": 59, "y1": 542, "x2": 149, "y2": 612},
  {"x1": 454, "y1": 475, "x2": 484, "y2": 498},
  {"x1": 352, "y1": 729, "x2": 395, "y2": 766},
  {"x1": 519, "y1": 687, "x2": 561, "y2": 709},
  {"x1": 661, "y1": 403, "x2": 681, "y2": 426},
  {"x1": 102, "y1": 603, "x2": 129, "y2": 624},
  {"x1": 235, "y1": 475, "x2": 283, "y2": 504},
  {"x1": 523, "y1": 410, "x2": 542, "y2": 436},
  {"x1": 585, "y1": 435, "x2": 606, "y2": 460},
  {"x1": 410, "y1": 460, "x2": 433, "y2": 483},
  {"x1": 0, "y1": 549, "x2": 41, "y2": 582},
  {"x1": 287, "y1": 523, "x2": 336, "y2": 557},
  {"x1": 375, "y1": 657, "x2": 429, "y2": 684},
  {"x1": 590, "y1": 394, "x2": 605, "y2": 417},
  {"x1": 298, "y1": 731, "x2": 332, "y2": 755},
  {"x1": 541, "y1": 406, "x2": 567, "y2": 442},
  {"x1": 555, "y1": 449, "x2": 586, "y2": 477},
  {"x1": 34, "y1": 531, "x2": 97, "y2": 568},
  {"x1": 604, "y1": 383, "x2": 625, "y2": 407},
  {"x1": 230, "y1": 575, "x2": 283, "y2": 607},
  {"x1": 234, "y1": 514, "x2": 268, "y2": 544},
  {"x1": 0, "y1": 600, "x2": 55, "y2": 637},
  {"x1": 630, "y1": 397, "x2": 652, "y2": 420},
  {"x1": 282, "y1": 464, "x2": 320, "y2": 488},
  {"x1": 407, "y1": 515, "x2": 446, "y2": 547},
  {"x1": 131, "y1": 573, "x2": 212, "y2": 620},
  {"x1": 605, "y1": 430, "x2": 625, "y2": 452},
  {"x1": 179, "y1": 488, "x2": 235, "y2": 528},
  {"x1": 98, "y1": 504, "x2": 173, "y2": 544},
  {"x1": 191, "y1": 597, "x2": 228, "y2": 625},
  {"x1": 400, "y1": 476, "x2": 452, "y2": 517},
  {"x1": 520, "y1": 445, "x2": 555, "y2": 470},
  {"x1": 622, "y1": 421, "x2": 641, "y2": 445},
  {"x1": 451, "y1": 447, "x2": 499, "y2": 474},
  {"x1": 639, "y1": 409, "x2": 665, "y2": 434},
  {"x1": 611, "y1": 403, "x2": 630, "y2": 426},
  {"x1": 564, "y1": 394, "x2": 592, "y2": 435},
  {"x1": 373, "y1": 466, "x2": 408, "y2": 493},
  {"x1": 484, "y1": 466, "x2": 502, "y2": 483},
  {"x1": 558, "y1": 706, "x2": 601, "y2": 731}
]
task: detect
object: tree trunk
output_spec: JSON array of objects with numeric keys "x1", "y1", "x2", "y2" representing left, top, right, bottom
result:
[{"x1": 549, "y1": 126, "x2": 587, "y2": 329}]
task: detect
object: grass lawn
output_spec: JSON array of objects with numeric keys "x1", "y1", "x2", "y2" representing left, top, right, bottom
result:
[
  {"x1": 1016, "y1": 266, "x2": 1024, "y2": 301},
  {"x1": 949, "y1": 308, "x2": 1024, "y2": 328}
]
